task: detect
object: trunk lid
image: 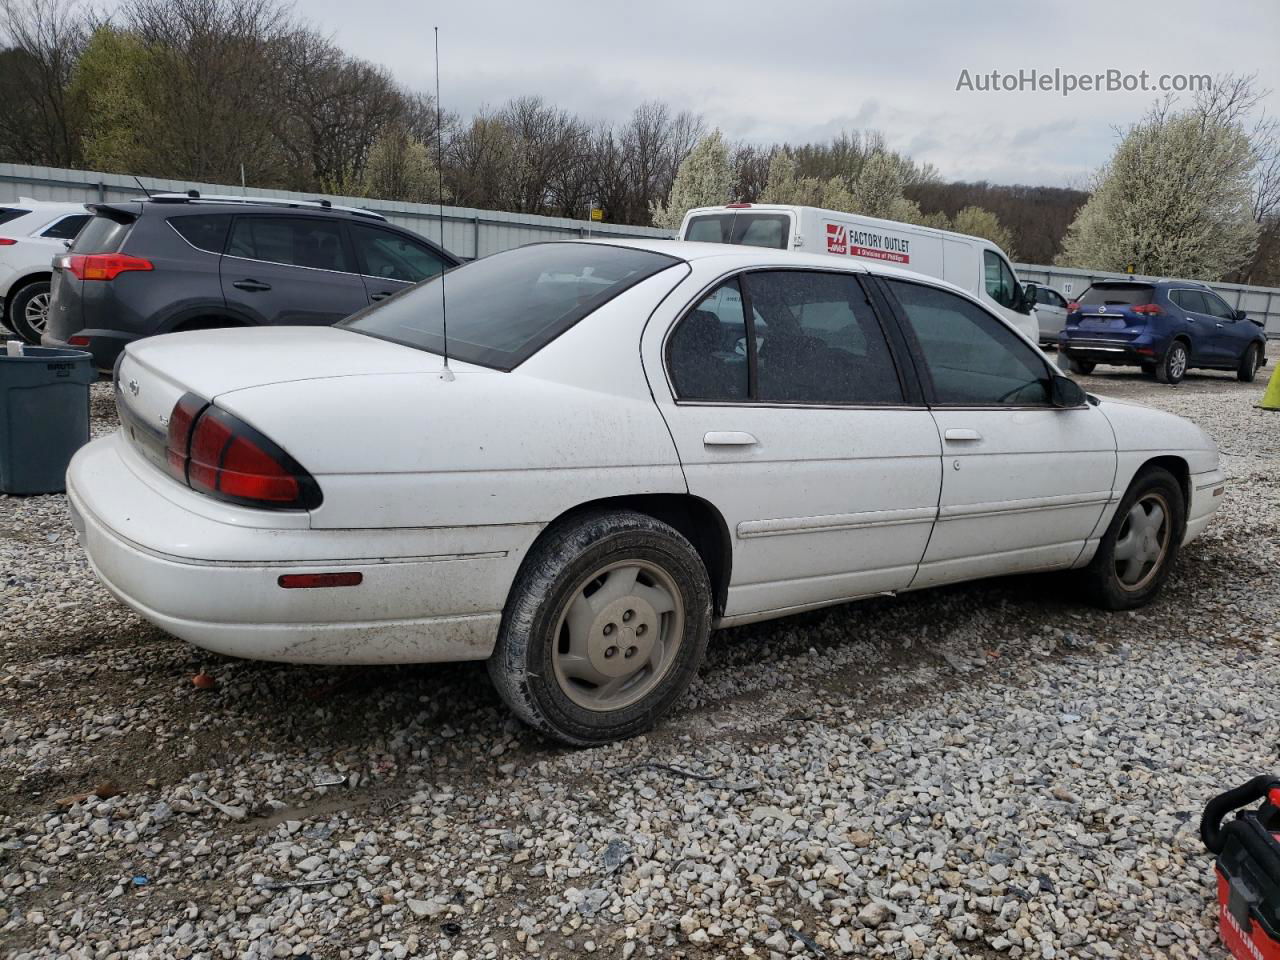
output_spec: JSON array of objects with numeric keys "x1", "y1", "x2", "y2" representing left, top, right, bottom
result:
[{"x1": 115, "y1": 326, "x2": 482, "y2": 474}]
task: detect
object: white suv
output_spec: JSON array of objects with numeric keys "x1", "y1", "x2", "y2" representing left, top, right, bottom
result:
[{"x1": 0, "y1": 199, "x2": 92, "y2": 343}]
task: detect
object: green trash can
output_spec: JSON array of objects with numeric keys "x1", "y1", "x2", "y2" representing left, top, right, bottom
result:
[{"x1": 0, "y1": 345, "x2": 97, "y2": 495}]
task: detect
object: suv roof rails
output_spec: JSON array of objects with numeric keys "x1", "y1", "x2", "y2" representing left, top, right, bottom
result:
[{"x1": 138, "y1": 192, "x2": 386, "y2": 221}]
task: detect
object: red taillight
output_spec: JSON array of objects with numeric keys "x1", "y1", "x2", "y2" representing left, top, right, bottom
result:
[
  {"x1": 0, "y1": 238, "x2": 15, "y2": 246},
  {"x1": 65, "y1": 253, "x2": 153, "y2": 282},
  {"x1": 165, "y1": 393, "x2": 206, "y2": 481},
  {"x1": 278, "y1": 572, "x2": 363, "y2": 589},
  {"x1": 68, "y1": 335, "x2": 91, "y2": 346},
  {"x1": 725, "y1": 202, "x2": 752, "y2": 209},
  {"x1": 1131, "y1": 303, "x2": 1164, "y2": 315},
  {"x1": 1066, "y1": 301, "x2": 1080, "y2": 312},
  {"x1": 163, "y1": 394, "x2": 319, "y2": 510}
]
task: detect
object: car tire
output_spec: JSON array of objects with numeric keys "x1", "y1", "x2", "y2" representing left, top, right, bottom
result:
[
  {"x1": 1154, "y1": 340, "x2": 1188, "y2": 384},
  {"x1": 488, "y1": 509, "x2": 713, "y2": 746},
  {"x1": 7, "y1": 280, "x2": 51, "y2": 345},
  {"x1": 1079, "y1": 466, "x2": 1185, "y2": 611},
  {"x1": 1068, "y1": 358, "x2": 1095, "y2": 375},
  {"x1": 1237, "y1": 343, "x2": 1262, "y2": 382}
]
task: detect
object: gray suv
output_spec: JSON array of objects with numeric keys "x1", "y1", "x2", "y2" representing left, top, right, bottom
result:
[{"x1": 43, "y1": 194, "x2": 459, "y2": 370}]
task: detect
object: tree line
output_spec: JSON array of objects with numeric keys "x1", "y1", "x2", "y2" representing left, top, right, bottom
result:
[{"x1": 1, "y1": 0, "x2": 1276, "y2": 284}]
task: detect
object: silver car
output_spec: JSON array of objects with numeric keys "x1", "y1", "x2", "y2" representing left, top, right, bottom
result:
[{"x1": 1025, "y1": 283, "x2": 1070, "y2": 344}]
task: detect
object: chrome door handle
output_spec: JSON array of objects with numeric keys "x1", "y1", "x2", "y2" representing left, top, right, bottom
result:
[
  {"x1": 704, "y1": 431, "x2": 758, "y2": 446},
  {"x1": 944, "y1": 428, "x2": 982, "y2": 442}
]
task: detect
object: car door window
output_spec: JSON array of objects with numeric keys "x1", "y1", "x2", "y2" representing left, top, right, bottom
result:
[
  {"x1": 40, "y1": 214, "x2": 89, "y2": 240},
  {"x1": 1171, "y1": 289, "x2": 1208, "y2": 313},
  {"x1": 169, "y1": 214, "x2": 232, "y2": 254},
  {"x1": 886, "y1": 278, "x2": 1051, "y2": 406},
  {"x1": 983, "y1": 250, "x2": 1020, "y2": 309},
  {"x1": 227, "y1": 216, "x2": 352, "y2": 273},
  {"x1": 743, "y1": 271, "x2": 903, "y2": 405},
  {"x1": 1200, "y1": 291, "x2": 1235, "y2": 320},
  {"x1": 667, "y1": 279, "x2": 749, "y2": 401},
  {"x1": 349, "y1": 224, "x2": 447, "y2": 283}
]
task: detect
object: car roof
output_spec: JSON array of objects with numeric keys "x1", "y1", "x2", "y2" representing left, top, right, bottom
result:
[
  {"x1": 128, "y1": 194, "x2": 387, "y2": 221},
  {"x1": 566, "y1": 237, "x2": 975, "y2": 298}
]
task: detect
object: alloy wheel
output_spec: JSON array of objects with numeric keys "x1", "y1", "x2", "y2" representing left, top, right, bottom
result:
[
  {"x1": 1168, "y1": 345, "x2": 1187, "y2": 380},
  {"x1": 24, "y1": 290, "x2": 51, "y2": 335}
]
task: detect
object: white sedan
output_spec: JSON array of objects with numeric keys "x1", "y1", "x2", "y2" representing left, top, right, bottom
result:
[{"x1": 67, "y1": 239, "x2": 1225, "y2": 744}]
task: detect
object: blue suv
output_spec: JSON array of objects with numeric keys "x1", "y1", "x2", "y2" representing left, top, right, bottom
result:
[{"x1": 1059, "y1": 279, "x2": 1268, "y2": 384}]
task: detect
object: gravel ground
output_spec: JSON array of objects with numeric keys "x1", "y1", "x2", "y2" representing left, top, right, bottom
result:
[{"x1": 2, "y1": 364, "x2": 1278, "y2": 960}]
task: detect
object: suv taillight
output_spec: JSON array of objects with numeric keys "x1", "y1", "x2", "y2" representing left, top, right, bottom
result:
[
  {"x1": 63, "y1": 253, "x2": 153, "y2": 281},
  {"x1": 163, "y1": 392, "x2": 321, "y2": 510},
  {"x1": 1131, "y1": 303, "x2": 1164, "y2": 315},
  {"x1": 1066, "y1": 301, "x2": 1080, "y2": 312}
]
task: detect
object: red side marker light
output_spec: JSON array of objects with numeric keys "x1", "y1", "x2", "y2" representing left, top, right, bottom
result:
[{"x1": 278, "y1": 572, "x2": 363, "y2": 589}]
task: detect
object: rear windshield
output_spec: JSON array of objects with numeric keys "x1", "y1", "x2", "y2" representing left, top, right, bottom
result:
[
  {"x1": 684, "y1": 212, "x2": 789, "y2": 250},
  {"x1": 342, "y1": 243, "x2": 681, "y2": 370},
  {"x1": 0, "y1": 207, "x2": 30, "y2": 227},
  {"x1": 70, "y1": 213, "x2": 133, "y2": 254},
  {"x1": 1080, "y1": 283, "x2": 1153, "y2": 306}
]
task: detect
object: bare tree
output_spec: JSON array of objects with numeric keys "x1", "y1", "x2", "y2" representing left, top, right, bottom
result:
[{"x1": 0, "y1": 0, "x2": 89, "y2": 164}]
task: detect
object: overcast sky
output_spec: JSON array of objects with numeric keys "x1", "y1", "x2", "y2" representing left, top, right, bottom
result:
[{"x1": 233, "y1": 0, "x2": 1280, "y2": 187}]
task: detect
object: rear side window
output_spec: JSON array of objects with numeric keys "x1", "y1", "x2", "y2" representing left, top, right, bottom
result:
[
  {"x1": 169, "y1": 214, "x2": 232, "y2": 254},
  {"x1": 667, "y1": 279, "x2": 749, "y2": 401},
  {"x1": 1200, "y1": 291, "x2": 1236, "y2": 320},
  {"x1": 887, "y1": 278, "x2": 1050, "y2": 406},
  {"x1": 349, "y1": 223, "x2": 446, "y2": 283},
  {"x1": 1080, "y1": 283, "x2": 1153, "y2": 306},
  {"x1": 667, "y1": 271, "x2": 903, "y2": 406},
  {"x1": 0, "y1": 207, "x2": 30, "y2": 227},
  {"x1": 40, "y1": 214, "x2": 89, "y2": 240},
  {"x1": 227, "y1": 216, "x2": 352, "y2": 272},
  {"x1": 684, "y1": 213, "x2": 789, "y2": 250},
  {"x1": 70, "y1": 214, "x2": 133, "y2": 254},
  {"x1": 746, "y1": 271, "x2": 902, "y2": 404},
  {"x1": 1170, "y1": 289, "x2": 1208, "y2": 313}
]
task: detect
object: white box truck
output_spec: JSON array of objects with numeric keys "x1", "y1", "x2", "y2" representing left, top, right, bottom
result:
[{"x1": 678, "y1": 203, "x2": 1039, "y2": 343}]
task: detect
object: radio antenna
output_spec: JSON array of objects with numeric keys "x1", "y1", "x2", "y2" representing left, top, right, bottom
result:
[
  {"x1": 132, "y1": 175, "x2": 152, "y2": 199},
  {"x1": 434, "y1": 26, "x2": 453, "y2": 382}
]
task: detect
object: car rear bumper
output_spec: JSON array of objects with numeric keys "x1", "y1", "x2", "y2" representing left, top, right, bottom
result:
[
  {"x1": 42, "y1": 327, "x2": 136, "y2": 372},
  {"x1": 66, "y1": 433, "x2": 533, "y2": 664},
  {"x1": 1059, "y1": 336, "x2": 1158, "y2": 365}
]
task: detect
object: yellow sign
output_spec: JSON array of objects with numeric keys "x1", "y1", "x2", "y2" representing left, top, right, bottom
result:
[
  {"x1": 1126, "y1": 263, "x2": 1136, "y2": 274},
  {"x1": 590, "y1": 208, "x2": 604, "y2": 222}
]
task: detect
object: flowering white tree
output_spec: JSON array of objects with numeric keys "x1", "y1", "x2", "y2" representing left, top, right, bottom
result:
[
  {"x1": 1057, "y1": 105, "x2": 1259, "y2": 280},
  {"x1": 650, "y1": 130, "x2": 732, "y2": 229},
  {"x1": 361, "y1": 128, "x2": 442, "y2": 203},
  {"x1": 952, "y1": 205, "x2": 1018, "y2": 258}
]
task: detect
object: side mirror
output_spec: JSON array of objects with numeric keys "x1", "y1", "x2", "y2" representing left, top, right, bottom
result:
[
  {"x1": 1050, "y1": 374, "x2": 1086, "y2": 408},
  {"x1": 1234, "y1": 309, "x2": 1248, "y2": 322},
  {"x1": 1023, "y1": 284, "x2": 1038, "y2": 306}
]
